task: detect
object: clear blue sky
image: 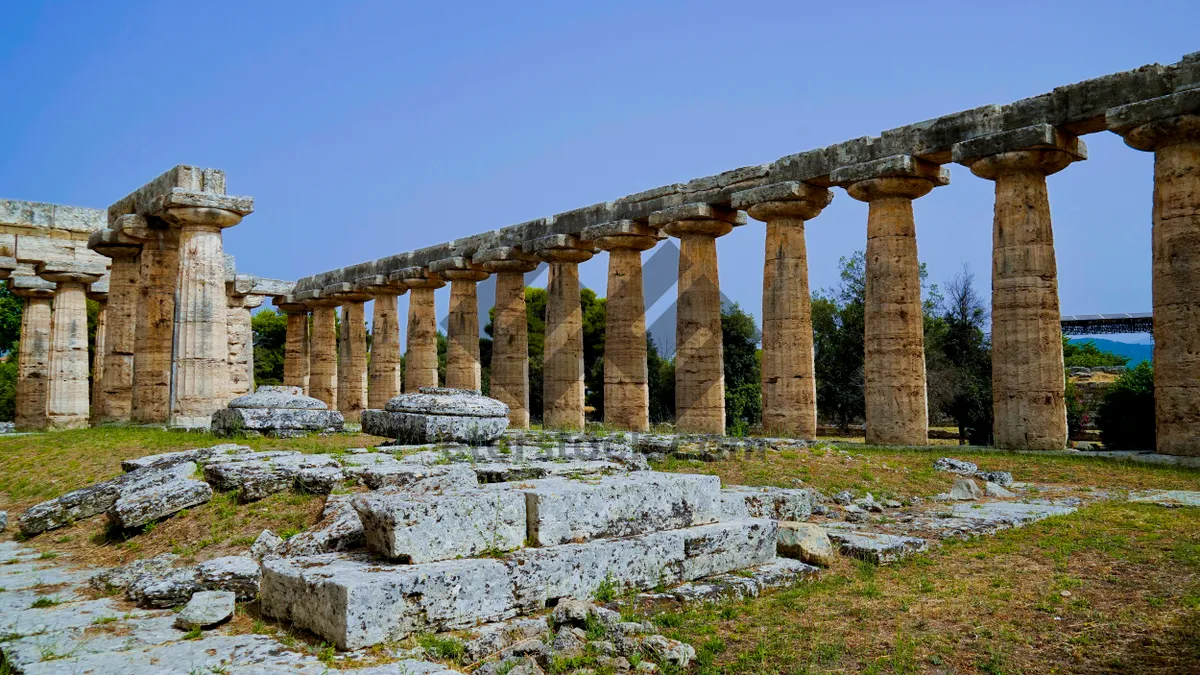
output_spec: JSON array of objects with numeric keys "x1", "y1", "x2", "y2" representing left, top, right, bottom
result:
[{"x1": 2, "y1": 1, "x2": 1194, "y2": 347}]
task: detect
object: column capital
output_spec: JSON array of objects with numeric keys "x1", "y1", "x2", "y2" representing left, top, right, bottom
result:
[
  {"x1": 1107, "y1": 89, "x2": 1200, "y2": 151},
  {"x1": 429, "y1": 256, "x2": 489, "y2": 282},
  {"x1": 389, "y1": 266, "x2": 445, "y2": 289},
  {"x1": 322, "y1": 282, "x2": 373, "y2": 303},
  {"x1": 228, "y1": 293, "x2": 266, "y2": 310},
  {"x1": 0, "y1": 256, "x2": 16, "y2": 280},
  {"x1": 527, "y1": 234, "x2": 595, "y2": 263},
  {"x1": 582, "y1": 220, "x2": 662, "y2": 251},
  {"x1": 87, "y1": 275, "x2": 109, "y2": 302},
  {"x1": 650, "y1": 203, "x2": 744, "y2": 239},
  {"x1": 273, "y1": 294, "x2": 309, "y2": 314},
  {"x1": 732, "y1": 181, "x2": 834, "y2": 222},
  {"x1": 354, "y1": 274, "x2": 408, "y2": 297},
  {"x1": 37, "y1": 260, "x2": 107, "y2": 285},
  {"x1": 833, "y1": 155, "x2": 949, "y2": 203},
  {"x1": 295, "y1": 288, "x2": 340, "y2": 308},
  {"x1": 9, "y1": 275, "x2": 56, "y2": 299},
  {"x1": 953, "y1": 124, "x2": 1086, "y2": 179},
  {"x1": 475, "y1": 246, "x2": 539, "y2": 274},
  {"x1": 87, "y1": 228, "x2": 143, "y2": 259}
]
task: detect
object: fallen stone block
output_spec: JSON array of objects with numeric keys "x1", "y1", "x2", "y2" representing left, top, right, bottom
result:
[
  {"x1": 211, "y1": 385, "x2": 345, "y2": 437},
  {"x1": 523, "y1": 473, "x2": 722, "y2": 547},
  {"x1": 278, "y1": 495, "x2": 365, "y2": 557},
  {"x1": 642, "y1": 558, "x2": 817, "y2": 603},
  {"x1": 1128, "y1": 489, "x2": 1200, "y2": 508},
  {"x1": 250, "y1": 529, "x2": 284, "y2": 560},
  {"x1": 89, "y1": 554, "x2": 179, "y2": 593},
  {"x1": 777, "y1": 521, "x2": 836, "y2": 567},
  {"x1": 106, "y1": 463, "x2": 213, "y2": 530},
  {"x1": 950, "y1": 478, "x2": 983, "y2": 501},
  {"x1": 353, "y1": 490, "x2": 527, "y2": 562},
  {"x1": 473, "y1": 459, "x2": 627, "y2": 483},
  {"x1": 120, "y1": 444, "x2": 248, "y2": 472},
  {"x1": 719, "y1": 485, "x2": 815, "y2": 522},
  {"x1": 678, "y1": 518, "x2": 778, "y2": 580},
  {"x1": 203, "y1": 452, "x2": 343, "y2": 501},
  {"x1": 826, "y1": 528, "x2": 928, "y2": 564},
  {"x1": 260, "y1": 553, "x2": 517, "y2": 649},
  {"x1": 124, "y1": 555, "x2": 259, "y2": 607},
  {"x1": 934, "y1": 457, "x2": 978, "y2": 475},
  {"x1": 174, "y1": 590, "x2": 235, "y2": 630},
  {"x1": 363, "y1": 387, "x2": 509, "y2": 445},
  {"x1": 344, "y1": 457, "x2": 478, "y2": 492},
  {"x1": 984, "y1": 481, "x2": 1017, "y2": 498},
  {"x1": 978, "y1": 470, "x2": 1013, "y2": 486}
]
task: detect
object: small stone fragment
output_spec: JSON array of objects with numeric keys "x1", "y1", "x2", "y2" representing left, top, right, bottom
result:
[
  {"x1": 934, "y1": 458, "x2": 978, "y2": 475},
  {"x1": 551, "y1": 597, "x2": 594, "y2": 627},
  {"x1": 250, "y1": 529, "x2": 284, "y2": 560},
  {"x1": 89, "y1": 553, "x2": 180, "y2": 593},
  {"x1": 0, "y1": 510, "x2": 7, "y2": 531},
  {"x1": 984, "y1": 482, "x2": 1017, "y2": 498},
  {"x1": 640, "y1": 635, "x2": 696, "y2": 668},
  {"x1": 551, "y1": 626, "x2": 585, "y2": 657},
  {"x1": 950, "y1": 478, "x2": 983, "y2": 501},
  {"x1": 978, "y1": 470, "x2": 1013, "y2": 486},
  {"x1": 174, "y1": 590, "x2": 235, "y2": 630},
  {"x1": 777, "y1": 521, "x2": 837, "y2": 567},
  {"x1": 832, "y1": 490, "x2": 854, "y2": 505}
]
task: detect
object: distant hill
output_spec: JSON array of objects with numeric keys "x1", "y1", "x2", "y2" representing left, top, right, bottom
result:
[{"x1": 1068, "y1": 338, "x2": 1153, "y2": 365}]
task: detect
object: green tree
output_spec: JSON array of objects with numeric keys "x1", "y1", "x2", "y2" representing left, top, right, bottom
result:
[
  {"x1": 1097, "y1": 362, "x2": 1155, "y2": 450},
  {"x1": 252, "y1": 308, "x2": 288, "y2": 386},
  {"x1": 926, "y1": 266, "x2": 992, "y2": 445},
  {"x1": 647, "y1": 334, "x2": 674, "y2": 425},
  {"x1": 721, "y1": 302, "x2": 762, "y2": 435},
  {"x1": 1062, "y1": 337, "x2": 1129, "y2": 368},
  {"x1": 0, "y1": 283, "x2": 23, "y2": 356},
  {"x1": 581, "y1": 288, "x2": 606, "y2": 419}
]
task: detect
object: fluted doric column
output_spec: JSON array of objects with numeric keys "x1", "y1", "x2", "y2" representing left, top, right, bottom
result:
[
  {"x1": 87, "y1": 283, "x2": 108, "y2": 421},
  {"x1": 38, "y1": 261, "x2": 107, "y2": 430},
  {"x1": 1108, "y1": 93, "x2": 1200, "y2": 456},
  {"x1": 87, "y1": 228, "x2": 142, "y2": 424},
  {"x1": 355, "y1": 275, "x2": 407, "y2": 409},
  {"x1": 530, "y1": 234, "x2": 595, "y2": 430},
  {"x1": 954, "y1": 125, "x2": 1086, "y2": 450},
  {"x1": 393, "y1": 267, "x2": 445, "y2": 392},
  {"x1": 734, "y1": 182, "x2": 834, "y2": 439},
  {"x1": 129, "y1": 223, "x2": 180, "y2": 424},
  {"x1": 274, "y1": 295, "x2": 311, "y2": 394},
  {"x1": 430, "y1": 257, "x2": 489, "y2": 391},
  {"x1": 585, "y1": 221, "x2": 661, "y2": 432},
  {"x1": 324, "y1": 282, "x2": 370, "y2": 423},
  {"x1": 162, "y1": 206, "x2": 243, "y2": 428},
  {"x1": 650, "y1": 204, "x2": 743, "y2": 435},
  {"x1": 834, "y1": 156, "x2": 948, "y2": 446},
  {"x1": 478, "y1": 247, "x2": 540, "y2": 428},
  {"x1": 226, "y1": 290, "x2": 266, "y2": 399},
  {"x1": 300, "y1": 291, "x2": 339, "y2": 409},
  {"x1": 11, "y1": 278, "x2": 55, "y2": 431}
]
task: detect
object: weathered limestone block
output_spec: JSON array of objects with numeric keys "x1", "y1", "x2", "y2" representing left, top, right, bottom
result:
[
  {"x1": 717, "y1": 485, "x2": 816, "y2": 522},
  {"x1": 400, "y1": 269, "x2": 446, "y2": 392},
  {"x1": 776, "y1": 522, "x2": 837, "y2": 567},
  {"x1": 522, "y1": 473, "x2": 722, "y2": 547},
  {"x1": 353, "y1": 490, "x2": 527, "y2": 562},
  {"x1": 106, "y1": 469, "x2": 213, "y2": 530},
  {"x1": 825, "y1": 528, "x2": 928, "y2": 565},
  {"x1": 174, "y1": 590, "x2": 235, "y2": 630},
  {"x1": 586, "y1": 221, "x2": 660, "y2": 432},
  {"x1": 19, "y1": 480, "x2": 122, "y2": 535},
  {"x1": 260, "y1": 554, "x2": 517, "y2": 649},
  {"x1": 531, "y1": 236, "x2": 594, "y2": 430},
  {"x1": 733, "y1": 182, "x2": 833, "y2": 439},
  {"x1": 11, "y1": 280, "x2": 54, "y2": 431},
  {"x1": 478, "y1": 248, "x2": 539, "y2": 428},
  {"x1": 363, "y1": 387, "x2": 509, "y2": 444},
  {"x1": 211, "y1": 385, "x2": 345, "y2": 437},
  {"x1": 341, "y1": 456, "x2": 479, "y2": 492},
  {"x1": 203, "y1": 450, "x2": 343, "y2": 501},
  {"x1": 278, "y1": 495, "x2": 365, "y2": 556},
  {"x1": 126, "y1": 555, "x2": 259, "y2": 608},
  {"x1": 1108, "y1": 98, "x2": 1200, "y2": 456},
  {"x1": 836, "y1": 156, "x2": 948, "y2": 446},
  {"x1": 651, "y1": 205, "x2": 745, "y2": 434},
  {"x1": 472, "y1": 459, "x2": 626, "y2": 483},
  {"x1": 121, "y1": 443, "x2": 248, "y2": 472},
  {"x1": 955, "y1": 125, "x2": 1083, "y2": 451}
]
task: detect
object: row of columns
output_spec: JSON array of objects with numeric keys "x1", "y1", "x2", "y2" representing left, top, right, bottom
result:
[{"x1": 277, "y1": 104, "x2": 1195, "y2": 454}]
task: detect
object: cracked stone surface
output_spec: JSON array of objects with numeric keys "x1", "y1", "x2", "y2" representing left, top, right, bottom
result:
[
  {"x1": 203, "y1": 451, "x2": 344, "y2": 501},
  {"x1": 718, "y1": 485, "x2": 816, "y2": 522},
  {"x1": 354, "y1": 489, "x2": 527, "y2": 562}
]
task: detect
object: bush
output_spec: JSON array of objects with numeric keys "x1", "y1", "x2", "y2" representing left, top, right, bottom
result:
[
  {"x1": 1097, "y1": 362, "x2": 1155, "y2": 450},
  {"x1": 0, "y1": 358, "x2": 16, "y2": 421}
]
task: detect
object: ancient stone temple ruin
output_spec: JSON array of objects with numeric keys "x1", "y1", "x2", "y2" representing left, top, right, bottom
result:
[{"x1": 1, "y1": 52, "x2": 1197, "y2": 457}]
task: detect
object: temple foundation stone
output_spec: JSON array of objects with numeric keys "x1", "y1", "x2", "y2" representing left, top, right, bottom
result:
[
  {"x1": 1109, "y1": 95, "x2": 1200, "y2": 456},
  {"x1": 650, "y1": 204, "x2": 743, "y2": 435},
  {"x1": 530, "y1": 235, "x2": 594, "y2": 430},
  {"x1": 478, "y1": 247, "x2": 539, "y2": 428},
  {"x1": 734, "y1": 182, "x2": 833, "y2": 439},
  {"x1": 834, "y1": 156, "x2": 948, "y2": 446},
  {"x1": 954, "y1": 125, "x2": 1085, "y2": 450}
]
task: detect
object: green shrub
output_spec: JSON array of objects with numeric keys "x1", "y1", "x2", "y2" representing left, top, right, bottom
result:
[
  {"x1": 1097, "y1": 362, "x2": 1155, "y2": 450},
  {"x1": 0, "y1": 358, "x2": 16, "y2": 422}
]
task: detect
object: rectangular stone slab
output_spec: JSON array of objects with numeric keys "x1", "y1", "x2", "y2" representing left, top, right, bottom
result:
[
  {"x1": 260, "y1": 554, "x2": 517, "y2": 649},
  {"x1": 352, "y1": 490, "x2": 527, "y2": 562},
  {"x1": 718, "y1": 485, "x2": 815, "y2": 522},
  {"x1": 522, "y1": 473, "x2": 723, "y2": 547}
]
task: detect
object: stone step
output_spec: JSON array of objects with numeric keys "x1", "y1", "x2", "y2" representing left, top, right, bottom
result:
[
  {"x1": 825, "y1": 528, "x2": 928, "y2": 565},
  {"x1": 353, "y1": 490, "x2": 527, "y2": 563},
  {"x1": 521, "y1": 473, "x2": 723, "y2": 547},
  {"x1": 260, "y1": 518, "x2": 776, "y2": 649},
  {"x1": 718, "y1": 485, "x2": 816, "y2": 522}
]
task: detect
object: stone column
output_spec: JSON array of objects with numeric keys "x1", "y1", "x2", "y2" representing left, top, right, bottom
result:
[
  {"x1": 163, "y1": 206, "x2": 244, "y2": 428},
  {"x1": 274, "y1": 296, "x2": 311, "y2": 394},
  {"x1": 11, "y1": 279, "x2": 55, "y2": 431},
  {"x1": 1108, "y1": 94, "x2": 1200, "y2": 456},
  {"x1": 649, "y1": 205, "x2": 743, "y2": 435},
  {"x1": 324, "y1": 283, "x2": 370, "y2": 423},
  {"x1": 38, "y1": 261, "x2": 107, "y2": 430},
  {"x1": 531, "y1": 235, "x2": 595, "y2": 431},
  {"x1": 478, "y1": 247, "x2": 539, "y2": 428},
  {"x1": 584, "y1": 221, "x2": 661, "y2": 432},
  {"x1": 87, "y1": 285, "x2": 108, "y2": 421},
  {"x1": 833, "y1": 156, "x2": 948, "y2": 446},
  {"x1": 356, "y1": 275, "x2": 407, "y2": 409},
  {"x1": 225, "y1": 290, "x2": 265, "y2": 399},
  {"x1": 302, "y1": 292, "x2": 339, "y2": 409},
  {"x1": 954, "y1": 125, "x2": 1086, "y2": 450},
  {"x1": 394, "y1": 268, "x2": 445, "y2": 393},
  {"x1": 734, "y1": 182, "x2": 834, "y2": 439},
  {"x1": 130, "y1": 226, "x2": 180, "y2": 424},
  {"x1": 430, "y1": 258, "x2": 489, "y2": 391},
  {"x1": 88, "y1": 228, "x2": 141, "y2": 424}
]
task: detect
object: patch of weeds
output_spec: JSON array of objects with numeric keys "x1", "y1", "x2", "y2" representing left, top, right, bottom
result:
[
  {"x1": 593, "y1": 572, "x2": 619, "y2": 602},
  {"x1": 417, "y1": 633, "x2": 466, "y2": 663},
  {"x1": 183, "y1": 625, "x2": 204, "y2": 640},
  {"x1": 38, "y1": 551, "x2": 58, "y2": 560},
  {"x1": 30, "y1": 596, "x2": 62, "y2": 609},
  {"x1": 252, "y1": 619, "x2": 271, "y2": 634},
  {"x1": 91, "y1": 616, "x2": 118, "y2": 626}
]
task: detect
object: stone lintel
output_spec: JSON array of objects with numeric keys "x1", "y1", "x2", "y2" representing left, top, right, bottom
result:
[
  {"x1": 427, "y1": 256, "x2": 486, "y2": 275},
  {"x1": 647, "y1": 203, "x2": 746, "y2": 228},
  {"x1": 0, "y1": 200, "x2": 106, "y2": 234},
  {"x1": 524, "y1": 233, "x2": 595, "y2": 254},
  {"x1": 37, "y1": 259, "x2": 108, "y2": 283},
  {"x1": 830, "y1": 155, "x2": 950, "y2": 187},
  {"x1": 1107, "y1": 89, "x2": 1200, "y2": 134},
  {"x1": 354, "y1": 274, "x2": 407, "y2": 296},
  {"x1": 952, "y1": 124, "x2": 1087, "y2": 165},
  {"x1": 579, "y1": 220, "x2": 662, "y2": 241},
  {"x1": 730, "y1": 181, "x2": 831, "y2": 209}
]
